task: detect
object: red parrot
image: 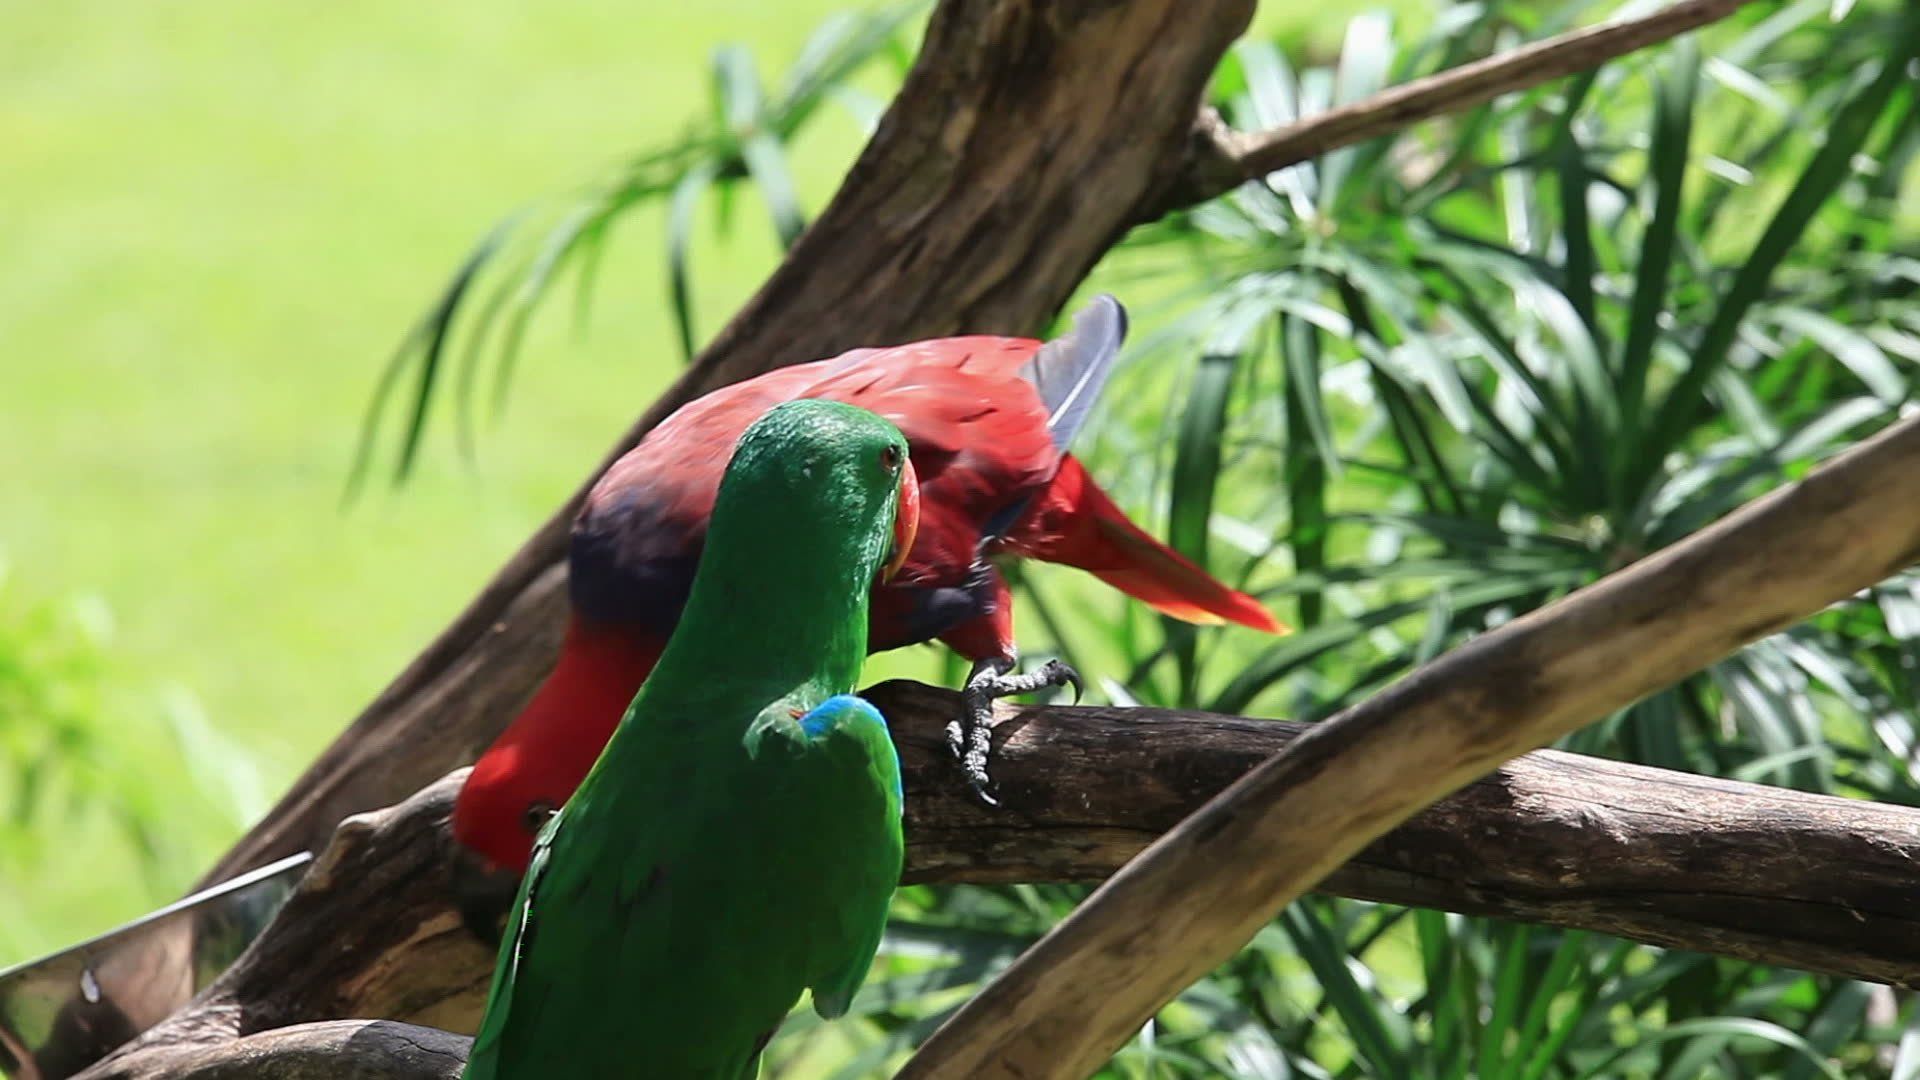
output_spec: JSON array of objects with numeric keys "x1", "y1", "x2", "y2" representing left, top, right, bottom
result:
[{"x1": 452, "y1": 297, "x2": 1284, "y2": 875}]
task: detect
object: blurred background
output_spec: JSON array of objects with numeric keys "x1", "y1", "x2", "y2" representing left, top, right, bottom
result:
[
  {"x1": 0, "y1": 0, "x2": 1373, "y2": 961},
  {"x1": 7, "y1": 0, "x2": 1920, "y2": 1075},
  {"x1": 2, "y1": 0, "x2": 868, "y2": 954}
]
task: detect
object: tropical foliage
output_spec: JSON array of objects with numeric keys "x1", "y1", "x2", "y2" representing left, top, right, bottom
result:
[
  {"x1": 0, "y1": 558, "x2": 261, "y2": 962},
  {"x1": 367, "y1": 1, "x2": 1920, "y2": 1075}
]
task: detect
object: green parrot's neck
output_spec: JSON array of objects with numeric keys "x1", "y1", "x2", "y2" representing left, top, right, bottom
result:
[
  {"x1": 610, "y1": 403, "x2": 898, "y2": 733},
  {"x1": 644, "y1": 523, "x2": 875, "y2": 709}
]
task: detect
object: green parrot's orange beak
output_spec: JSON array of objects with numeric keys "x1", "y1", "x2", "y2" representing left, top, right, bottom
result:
[{"x1": 881, "y1": 457, "x2": 920, "y2": 584}]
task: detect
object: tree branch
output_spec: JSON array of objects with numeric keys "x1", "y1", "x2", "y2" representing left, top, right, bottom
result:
[
  {"x1": 77, "y1": 775, "x2": 492, "y2": 1078},
  {"x1": 80, "y1": 661, "x2": 1920, "y2": 1077},
  {"x1": 873, "y1": 681, "x2": 1920, "y2": 985},
  {"x1": 1171, "y1": 0, "x2": 1767, "y2": 208},
  {"x1": 897, "y1": 414, "x2": 1920, "y2": 1078},
  {"x1": 76, "y1": 1021, "x2": 468, "y2": 1080}
]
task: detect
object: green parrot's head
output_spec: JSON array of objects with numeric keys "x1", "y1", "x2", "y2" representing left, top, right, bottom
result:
[{"x1": 716, "y1": 398, "x2": 920, "y2": 589}]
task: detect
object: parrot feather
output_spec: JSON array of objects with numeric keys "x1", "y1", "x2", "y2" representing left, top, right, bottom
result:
[{"x1": 1020, "y1": 292, "x2": 1128, "y2": 452}]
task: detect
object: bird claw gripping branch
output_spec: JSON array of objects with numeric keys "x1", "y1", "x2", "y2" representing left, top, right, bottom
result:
[{"x1": 952, "y1": 656, "x2": 1083, "y2": 805}]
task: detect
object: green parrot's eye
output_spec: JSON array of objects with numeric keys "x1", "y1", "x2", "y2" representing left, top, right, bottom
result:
[
  {"x1": 879, "y1": 444, "x2": 903, "y2": 472},
  {"x1": 522, "y1": 800, "x2": 557, "y2": 835}
]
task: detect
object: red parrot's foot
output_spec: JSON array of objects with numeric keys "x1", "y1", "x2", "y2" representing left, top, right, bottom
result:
[{"x1": 951, "y1": 656, "x2": 1083, "y2": 806}]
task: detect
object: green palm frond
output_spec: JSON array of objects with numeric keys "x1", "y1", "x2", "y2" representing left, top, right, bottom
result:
[{"x1": 350, "y1": 2, "x2": 925, "y2": 493}]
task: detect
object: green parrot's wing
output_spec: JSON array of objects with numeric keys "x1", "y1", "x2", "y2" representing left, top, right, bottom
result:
[
  {"x1": 788, "y1": 693, "x2": 904, "y2": 1020},
  {"x1": 464, "y1": 718, "x2": 771, "y2": 1079},
  {"x1": 460, "y1": 699, "x2": 901, "y2": 1073}
]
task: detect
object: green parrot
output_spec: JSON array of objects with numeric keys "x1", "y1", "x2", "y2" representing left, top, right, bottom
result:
[{"x1": 462, "y1": 399, "x2": 917, "y2": 1080}]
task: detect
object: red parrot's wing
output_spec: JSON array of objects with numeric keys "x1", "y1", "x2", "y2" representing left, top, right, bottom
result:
[{"x1": 572, "y1": 337, "x2": 1062, "y2": 634}]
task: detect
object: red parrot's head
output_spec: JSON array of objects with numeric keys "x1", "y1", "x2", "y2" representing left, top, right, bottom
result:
[
  {"x1": 879, "y1": 451, "x2": 919, "y2": 584},
  {"x1": 451, "y1": 625, "x2": 664, "y2": 879},
  {"x1": 449, "y1": 739, "x2": 570, "y2": 942},
  {"x1": 453, "y1": 741, "x2": 561, "y2": 874}
]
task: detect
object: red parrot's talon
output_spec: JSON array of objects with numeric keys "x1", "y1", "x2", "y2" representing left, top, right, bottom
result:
[{"x1": 954, "y1": 656, "x2": 1082, "y2": 806}]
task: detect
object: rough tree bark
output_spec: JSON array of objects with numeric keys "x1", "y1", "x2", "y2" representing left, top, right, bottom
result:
[
  {"x1": 197, "y1": 0, "x2": 1766, "y2": 891},
  {"x1": 870, "y1": 681, "x2": 1920, "y2": 988},
  {"x1": 80, "y1": 777, "x2": 491, "y2": 1079},
  {"x1": 81, "y1": 676, "x2": 1920, "y2": 1077},
  {"x1": 79, "y1": 1022, "x2": 469, "y2": 1080}
]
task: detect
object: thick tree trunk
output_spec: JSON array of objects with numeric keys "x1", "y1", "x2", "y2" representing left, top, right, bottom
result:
[
  {"x1": 80, "y1": 676, "x2": 1920, "y2": 1077},
  {"x1": 198, "y1": 0, "x2": 1258, "y2": 890}
]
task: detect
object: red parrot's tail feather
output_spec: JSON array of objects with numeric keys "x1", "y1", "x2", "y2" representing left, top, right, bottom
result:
[
  {"x1": 1010, "y1": 457, "x2": 1287, "y2": 635},
  {"x1": 1084, "y1": 514, "x2": 1285, "y2": 632}
]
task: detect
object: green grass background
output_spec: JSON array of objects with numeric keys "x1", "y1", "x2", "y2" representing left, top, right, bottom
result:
[{"x1": 0, "y1": 0, "x2": 1398, "y2": 962}]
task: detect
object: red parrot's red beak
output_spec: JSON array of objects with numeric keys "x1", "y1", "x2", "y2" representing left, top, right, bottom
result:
[{"x1": 881, "y1": 458, "x2": 919, "y2": 584}]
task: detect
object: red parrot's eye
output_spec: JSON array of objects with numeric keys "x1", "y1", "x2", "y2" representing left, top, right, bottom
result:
[
  {"x1": 880, "y1": 443, "x2": 903, "y2": 472},
  {"x1": 521, "y1": 800, "x2": 557, "y2": 836}
]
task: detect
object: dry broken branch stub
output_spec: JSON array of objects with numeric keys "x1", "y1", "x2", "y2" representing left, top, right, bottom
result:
[
  {"x1": 81, "y1": 674, "x2": 1920, "y2": 1077},
  {"x1": 899, "y1": 411, "x2": 1920, "y2": 1078}
]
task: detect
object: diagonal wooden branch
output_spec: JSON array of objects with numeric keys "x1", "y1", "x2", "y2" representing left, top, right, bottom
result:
[
  {"x1": 873, "y1": 682, "x2": 1920, "y2": 988},
  {"x1": 1170, "y1": 0, "x2": 1767, "y2": 208},
  {"x1": 897, "y1": 413, "x2": 1920, "y2": 1078}
]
